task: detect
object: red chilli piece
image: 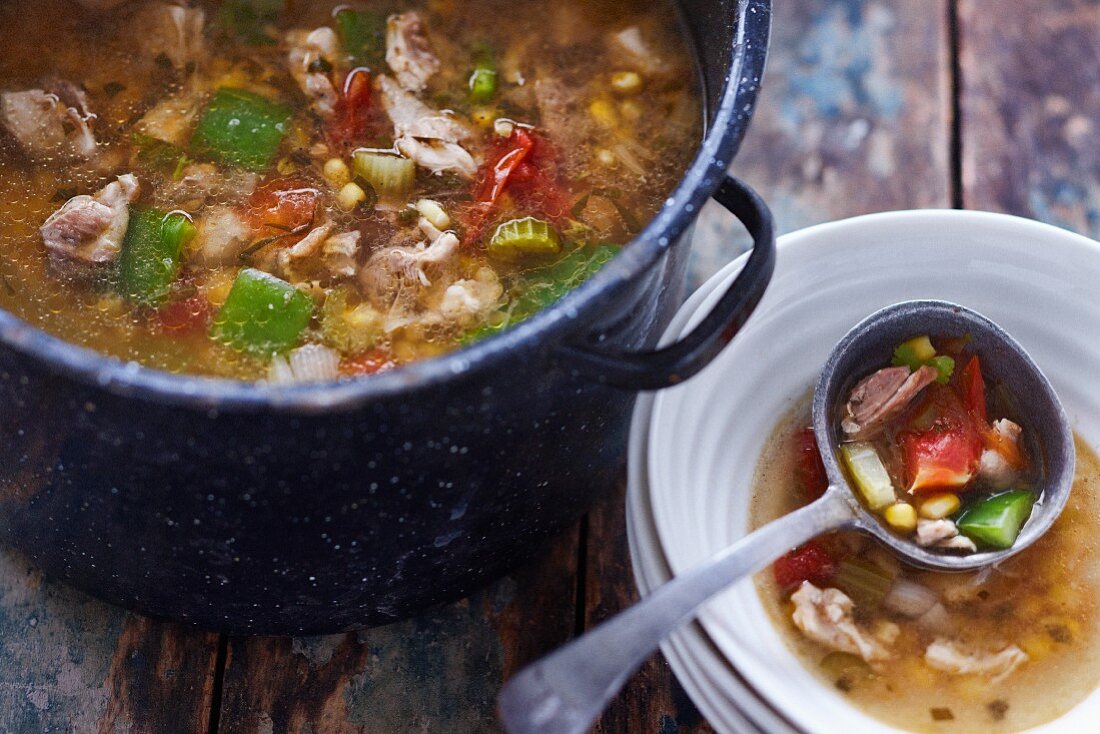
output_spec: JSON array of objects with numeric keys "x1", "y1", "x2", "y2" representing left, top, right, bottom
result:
[
  {"x1": 154, "y1": 295, "x2": 212, "y2": 335},
  {"x1": 327, "y1": 68, "x2": 372, "y2": 152},
  {"x1": 773, "y1": 541, "x2": 836, "y2": 590}
]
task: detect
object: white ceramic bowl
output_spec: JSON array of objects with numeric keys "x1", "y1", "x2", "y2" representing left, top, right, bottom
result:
[{"x1": 637, "y1": 210, "x2": 1100, "y2": 733}]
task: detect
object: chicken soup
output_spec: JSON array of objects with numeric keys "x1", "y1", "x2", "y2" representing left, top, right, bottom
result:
[
  {"x1": 0, "y1": 0, "x2": 701, "y2": 381},
  {"x1": 752, "y1": 399, "x2": 1100, "y2": 732}
]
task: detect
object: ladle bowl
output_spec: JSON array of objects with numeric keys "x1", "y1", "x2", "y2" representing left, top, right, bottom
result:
[{"x1": 498, "y1": 300, "x2": 1075, "y2": 734}]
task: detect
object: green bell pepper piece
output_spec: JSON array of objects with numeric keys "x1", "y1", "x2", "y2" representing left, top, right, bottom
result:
[
  {"x1": 117, "y1": 207, "x2": 196, "y2": 306},
  {"x1": 191, "y1": 88, "x2": 291, "y2": 170},
  {"x1": 335, "y1": 8, "x2": 387, "y2": 69},
  {"x1": 211, "y1": 268, "x2": 313, "y2": 356},
  {"x1": 955, "y1": 490, "x2": 1035, "y2": 549}
]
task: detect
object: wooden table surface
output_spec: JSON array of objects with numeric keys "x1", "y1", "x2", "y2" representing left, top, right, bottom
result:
[{"x1": 7, "y1": 1, "x2": 1099, "y2": 731}]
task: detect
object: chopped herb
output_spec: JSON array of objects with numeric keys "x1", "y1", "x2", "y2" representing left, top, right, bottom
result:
[
  {"x1": 930, "y1": 707, "x2": 954, "y2": 722},
  {"x1": 103, "y1": 82, "x2": 125, "y2": 98},
  {"x1": 1046, "y1": 623, "x2": 1072, "y2": 643},
  {"x1": 987, "y1": 700, "x2": 1009, "y2": 721},
  {"x1": 237, "y1": 221, "x2": 312, "y2": 261}
]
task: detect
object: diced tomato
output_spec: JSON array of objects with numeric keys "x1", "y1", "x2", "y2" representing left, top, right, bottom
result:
[
  {"x1": 795, "y1": 428, "x2": 829, "y2": 502},
  {"x1": 959, "y1": 355, "x2": 986, "y2": 422},
  {"x1": 898, "y1": 385, "x2": 983, "y2": 493},
  {"x1": 154, "y1": 295, "x2": 212, "y2": 335},
  {"x1": 327, "y1": 68, "x2": 372, "y2": 152},
  {"x1": 247, "y1": 178, "x2": 320, "y2": 244},
  {"x1": 462, "y1": 128, "x2": 570, "y2": 244},
  {"x1": 773, "y1": 541, "x2": 836, "y2": 590},
  {"x1": 340, "y1": 349, "x2": 396, "y2": 376}
]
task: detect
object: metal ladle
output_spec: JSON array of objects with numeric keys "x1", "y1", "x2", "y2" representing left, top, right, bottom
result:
[{"x1": 498, "y1": 300, "x2": 1075, "y2": 734}]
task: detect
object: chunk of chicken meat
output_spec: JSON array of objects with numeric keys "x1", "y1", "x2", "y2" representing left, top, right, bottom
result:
[
  {"x1": 439, "y1": 267, "x2": 505, "y2": 329},
  {"x1": 286, "y1": 28, "x2": 341, "y2": 118},
  {"x1": 133, "y1": 3, "x2": 205, "y2": 71},
  {"x1": 978, "y1": 418, "x2": 1023, "y2": 488},
  {"x1": 192, "y1": 205, "x2": 251, "y2": 265},
  {"x1": 1, "y1": 83, "x2": 97, "y2": 161},
  {"x1": 377, "y1": 75, "x2": 477, "y2": 179},
  {"x1": 916, "y1": 518, "x2": 978, "y2": 553},
  {"x1": 385, "y1": 12, "x2": 440, "y2": 92},
  {"x1": 40, "y1": 174, "x2": 139, "y2": 265},
  {"x1": 842, "y1": 365, "x2": 938, "y2": 440},
  {"x1": 790, "y1": 582, "x2": 892, "y2": 664},
  {"x1": 924, "y1": 639, "x2": 1028, "y2": 682},
  {"x1": 134, "y1": 90, "x2": 204, "y2": 147}
]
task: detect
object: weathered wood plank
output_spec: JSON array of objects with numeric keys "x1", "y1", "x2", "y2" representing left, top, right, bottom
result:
[
  {"x1": 691, "y1": 0, "x2": 953, "y2": 285},
  {"x1": 216, "y1": 526, "x2": 578, "y2": 733},
  {"x1": 958, "y1": 0, "x2": 1100, "y2": 233},
  {"x1": 586, "y1": 1, "x2": 954, "y2": 730},
  {"x1": 0, "y1": 549, "x2": 217, "y2": 734}
]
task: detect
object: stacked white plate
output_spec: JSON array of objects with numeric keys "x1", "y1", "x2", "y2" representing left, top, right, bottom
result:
[{"x1": 627, "y1": 210, "x2": 1100, "y2": 733}]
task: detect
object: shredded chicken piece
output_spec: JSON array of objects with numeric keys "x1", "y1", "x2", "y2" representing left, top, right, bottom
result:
[
  {"x1": 1, "y1": 84, "x2": 97, "y2": 161},
  {"x1": 395, "y1": 137, "x2": 477, "y2": 179},
  {"x1": 916, "y1": 519, "x2": 978, "y2": 553},
  {"x1": 385, "y1": 12, "x2": 440, "y2": 92},
  {"x1": 924, "y1": 639, "x2": 1028, "y2": 682},
  {"x1": 134, "y1": 3, "x2": 205, "y2": 71},
  {"x1": 286, "y1": 28, "x2": 341, "y2": 118},
  {"x1": 790, "y1": 582, "x2": 892, "y2": 664},
  {"x1": 439, "y1": 268, "x2": 504, "y2": 328},
  {"x1": 842, "y1": 365, "x2": 938, "y2": 440},
  {"x1": 361, "y1": 231, "x2": 459, "y2": 296},
  {"x1": 377, "y1": 76, "x2": 472, "y2": 143},
  {"x1": 135, "y1": 90, "x2": 204, "y2": 147},
  {"x1": 193, "y1": 205, "x2": 251, "y2": 265},
  {"x1": 607, "y1": 25, "x2": 672, "y2": 77},
  {"x1": 40, "y1": 174, "x2": 139, "y2": 265},
  {"x1": 978, "y1": 418, "x2": 1024, "y2": 488},
  {"x1": 322, "y1": 231, "x2": 361, "y2": 278}
]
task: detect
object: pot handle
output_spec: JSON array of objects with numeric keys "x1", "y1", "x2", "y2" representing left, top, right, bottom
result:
[{"x1": 557, "y1": 175, "x2": 776, "y2": 390}]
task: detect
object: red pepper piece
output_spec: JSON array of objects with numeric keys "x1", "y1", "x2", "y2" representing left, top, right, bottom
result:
[
  {"x1": 898, "y1": 385, "x2": 983, "y2": 493},
  {"x1": 154, "y1": 295, "x2": 212, "y2": 335},
  {"x1": 959, "y1": 355, "x2": 986, "y2": 422},
  {"x1": 795, "y1": 427, "x2": 829, "y2": 501},
  {"x1": 327, "y1": 68, "x2": 372, "y2": 152},
  {"x1": 773, "y1": 541, "x2": 836, "y2": 590}
]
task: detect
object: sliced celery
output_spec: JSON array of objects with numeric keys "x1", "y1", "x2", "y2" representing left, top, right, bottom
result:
[
  {"x1": 353, "y1": 150, "x2": 415, "y2": 199},
  {"x1": 833, "y1": 558, "x2": 894, "y2": 607},
  {"x1": 840, "y1": 442, "x2": 896, "y2": 510},
  {"x1": 488, "y1": 217, "x2": 562, "y2": 258}
]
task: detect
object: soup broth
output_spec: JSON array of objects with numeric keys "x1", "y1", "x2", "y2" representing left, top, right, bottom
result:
[
  {"x1": 0, "y1": 0, "x2": 701, "y2": 380},
  {"x1": 752, "y1": 398, "x2": 1100, "y2": 733}
]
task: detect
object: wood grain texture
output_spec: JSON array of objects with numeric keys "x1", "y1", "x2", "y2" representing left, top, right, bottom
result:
[
  {"x1": 691, "y1": 0, "x2": 953, "y2": 285},
  {"x1": 0, "y1": 549, "x2": 216, "y2": 734},
  {"x1": 216, "y1": 527, "x2": 577, "y2": 733},
  {"x1": 958, "y1": 0, "x2": 1100, "y2": 233}
]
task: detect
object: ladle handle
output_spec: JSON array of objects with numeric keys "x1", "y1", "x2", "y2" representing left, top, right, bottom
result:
[{"x1": 498, "y1": 487, "x2": 855, "y2": 734}]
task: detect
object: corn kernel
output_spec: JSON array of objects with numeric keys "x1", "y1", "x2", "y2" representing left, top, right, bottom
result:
[
  {"x1": 610, "y1": 70, "x2": 643, "y2": 95},
  {"x1": 337, "y1": 182, "x2": 367, "y2": 212},
  {"x1": 323, "y1": 158, "x2": 351, "y2": 189},
  {"x1": 470, "y1": 107, "x2": 497, "y2": 128},
  {"x1": 588, "y1": 98, "x2": 618, "y2": 128},
  {"x1": 919, "y1": 493, "x2": 961, "y2": 519},
  {"x1": 415, "y1": 199, "x2": 451, "y2": 230},
  {"x1": 884, "y1": 502, "x2": 917, "y2": 532}
]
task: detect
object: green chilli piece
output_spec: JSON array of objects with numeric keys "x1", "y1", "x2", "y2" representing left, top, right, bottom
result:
[
  {"x1": 211, "y1": 268, "x2": 314, "y2": 357},
  {"x1": 116, "y1": 207, "x2": 196, "y2": 306},
  {"x1": 955, "y1": 490, "x2": 1035, "y2": 549},
  {"x1": 489, "y1": 217, "x2": 562, "y2": 258},
  {"x1": 335, "y1": 8, "x2": 387, "y2": 69},
  {"x1": 191, "y1": 88, "x2": 292, "y2": 170},
  {"x1": 218, "y1": 0, "x2": 285, "y2": 45}
]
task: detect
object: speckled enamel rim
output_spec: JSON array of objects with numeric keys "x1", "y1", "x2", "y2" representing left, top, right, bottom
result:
[{"x1": 0, "y1": 0, "x2": 771, "y2": 414}]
